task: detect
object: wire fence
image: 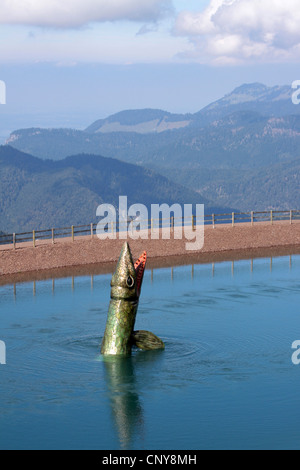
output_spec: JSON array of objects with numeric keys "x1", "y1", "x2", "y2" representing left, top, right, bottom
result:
[{"x1": 1, "y1": 209, "x2": 300, "y2": 249}]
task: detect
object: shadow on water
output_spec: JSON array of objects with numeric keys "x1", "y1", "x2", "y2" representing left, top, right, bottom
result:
[{"x1": 102, "y1": 350, "x2": 164, "y2": 450}]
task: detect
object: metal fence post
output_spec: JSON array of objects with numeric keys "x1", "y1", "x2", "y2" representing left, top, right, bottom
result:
[
  {"x1": 232, "y1": 212, "x2": 235, "y2": 227},
  {"x1": 52, "y1": 228, "x2": 55, "y2": 245},
  {"x1": 290, "y1": 210, "x2": 293, "y2": 225},
  {"x1": 251, "y1": 211, "x2": 254, "y2": 226},
  {"x1": 192, "y1": 215, "x2": 196, "y2": 231},
  {"x1": 13, "y1": 233, "x2": 16, "y2": 250},
  {"x1": 91, "y1": 223, "x2": 94, "y2": 239},
  {"x1": 270, "y1": 210, "x2": 273, "y2": 225},
  {"x1": 33, "y1": 230, "x2": 36, "y2": 248},
  {"x1": 212, "y1": 214, "x2": 215, "y2": 229}
]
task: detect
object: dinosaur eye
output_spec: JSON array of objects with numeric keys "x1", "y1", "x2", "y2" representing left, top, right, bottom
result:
[{"x1": 126, "y1": 276, "x2": 135, "y2": 288}]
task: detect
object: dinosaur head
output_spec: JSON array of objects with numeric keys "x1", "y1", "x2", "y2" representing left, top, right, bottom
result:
[{"x1": 111, "y1": 242, "x2": 147, "y2": 301}]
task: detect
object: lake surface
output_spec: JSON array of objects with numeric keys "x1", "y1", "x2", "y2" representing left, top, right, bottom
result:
[{"x1": 1, "y1": 255, "x2": 300, "y2": 450}]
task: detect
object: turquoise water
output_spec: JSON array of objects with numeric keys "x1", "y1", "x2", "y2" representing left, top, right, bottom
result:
[{"x1": 1, "y1": 256, "x2": 300, "y2": 450}]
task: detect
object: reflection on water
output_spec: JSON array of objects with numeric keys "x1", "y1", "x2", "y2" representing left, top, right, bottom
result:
[
  {"x1": 8, "y1": 255, "x2": 295, "y2": 300},
  {"x1": 102, "y1": 351, "x2": 164, "y2": 449},
  {"x1": 1, "y1": 254, "x2": 300, "y2": 450},
  {"x1": 103, "y1": 356, "x2": 144, "y2": 449}
]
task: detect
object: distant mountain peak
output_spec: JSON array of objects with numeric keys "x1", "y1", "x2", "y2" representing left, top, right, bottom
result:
[
  {"x1": 85, "y1": 108, "x2": 192, "y2": 135},
  {"x1": 197, "y1": 82, "x2": 294, "y2": 118},
  {"x1": 221, "y1": 82, "x2": 292, "y2": 105},
  {"x1": 231, "y1": 83, "x2": 268, "y2": 94}
]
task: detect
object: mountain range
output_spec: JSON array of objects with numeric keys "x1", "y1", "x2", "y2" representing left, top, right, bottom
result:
[
  {"x1": 6, "y1": 84, "x2": 300, "y2": 172},
  {"x1": 3, "y1": 82, "x2": 300, "y2": 228}
]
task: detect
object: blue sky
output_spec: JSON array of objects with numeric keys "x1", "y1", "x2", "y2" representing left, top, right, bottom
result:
[{"x1": 1, "y1": 0, "x2": 300, "y2": 140}]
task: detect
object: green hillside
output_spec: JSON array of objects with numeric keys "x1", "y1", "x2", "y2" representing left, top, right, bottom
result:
[
  {"x1": 163, "y1": 158, "x2": 300, "y2": 212},
  {"x1": 0, "y1": 146, "x2": 229, "y2": 234}
]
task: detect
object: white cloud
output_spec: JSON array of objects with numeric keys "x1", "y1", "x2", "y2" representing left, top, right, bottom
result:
[
  {"x1": 175, "y1": 0, "x2": 300, "y2": 63},
  {"x1": 0, "y1": 0, "x2": 173, "y2": 28}
]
